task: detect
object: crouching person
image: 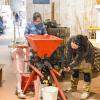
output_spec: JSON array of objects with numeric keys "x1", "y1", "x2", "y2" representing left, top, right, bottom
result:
[
  {"x1": 64, "y1": 35, "x2": 97, "y2": 99},
  {"x1": 11, "y1": 45, "x2": 26, "y2": 99}
]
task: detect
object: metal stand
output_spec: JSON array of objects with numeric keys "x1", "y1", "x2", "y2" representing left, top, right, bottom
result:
[{"x1": 23, "y1": 64, "x2": 67, "y2": 100}]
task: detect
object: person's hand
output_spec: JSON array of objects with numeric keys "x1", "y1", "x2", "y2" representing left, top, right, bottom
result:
[
  {"x1": 41, "y1": 75, "x2": 45, "y2": 80},
  {"x1": 63, "y1": 67, "x2": 71, "y2": 72},
  {"x1": 18, "y1": 70, "x2": 23, "y2": 75},
  {"x1": 20, "y1": 73, "x2": 23, "y2": 75},
  {"x1": 11, "y1": 57, "x2": 14, "y2": 61},
  {"x1": 44, "y1": 33, "x2": 48, "y2": 36},
  {"x1": 30, "y1": 34, "x2": 37, "y2": 36},
  {"x1": 63, "y1": 67, "x2": 67, "y2": 71},
  {"x1": 66, "y1": 67, "x2": 71, "y2": 72}
]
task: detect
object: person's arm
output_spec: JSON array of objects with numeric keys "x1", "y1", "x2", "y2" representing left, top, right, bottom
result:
[
  {"x1": 64, "y1": 51, "x2": 85, "y2": 72},
  {"x1": 42, "y1": 24, "x2": 48, "y2": 35},
  {"x1": 69, "y1": 41, "x2": 89, "y2": 69},
  {"x1": 65, "y1": 47, "x2": 72, "y2": 67},
  {"x1": 63, "y1": 45, "x2": 73, "y2": 72},
  {"x1": 24, "y1": 23, "x2": 30, "y2": 36},
  {"x1": 11, "y1": 49, "x2": 16, "y2": 60},
  {"x1": 64, "y1": 38, "x2": 73, "y2": 67},
  {"x1": 69, "y1": 51, "x2": 85, "y2": 69}
]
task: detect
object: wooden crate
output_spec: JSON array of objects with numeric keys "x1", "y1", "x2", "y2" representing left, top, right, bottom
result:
[{"x1": 47, "y1": 27, "x2": 70, "y2": 65}]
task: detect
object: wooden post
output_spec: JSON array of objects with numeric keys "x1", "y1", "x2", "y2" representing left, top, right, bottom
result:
[
  {"x1": 51, "y1": 2, "x2": 55, "y2": 21},
  {"x1": 34, "y1": 76, "x2": 40, "y2": 100},
  {"x1": 49, "y1": 69, "x2": 67, "y2": 100}
]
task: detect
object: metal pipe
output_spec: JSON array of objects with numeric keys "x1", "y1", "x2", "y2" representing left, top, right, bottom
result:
[
  {"x1": 29, "y1": 64, "x2": 44, "y2": 78},
  {"x1": 34, "y1": 76, "x2": 41, "y2": 100},
  {"x1": 49, "y1": 69, "x2": 67, "y2": 100},
  {"x1": 52, "y1": 68, "x2": 61, "y2": 77}
]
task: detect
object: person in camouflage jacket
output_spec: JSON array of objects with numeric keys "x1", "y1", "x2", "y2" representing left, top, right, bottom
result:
[{"x1": 64, "y1": 34, "x2": 100, "y2": 99}]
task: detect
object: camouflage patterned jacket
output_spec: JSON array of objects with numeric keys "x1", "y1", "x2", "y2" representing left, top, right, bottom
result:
[{"x1": 65, "y1": 35, "x2": 95, "y2": 69}]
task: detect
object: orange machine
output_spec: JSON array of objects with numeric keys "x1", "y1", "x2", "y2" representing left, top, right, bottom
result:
[
  {"x1": 25, "y1": 35, "x2": 63, "y2": 58},
  {"x1": 24, "y1": 35, "x2": 67, "y2": 100}
]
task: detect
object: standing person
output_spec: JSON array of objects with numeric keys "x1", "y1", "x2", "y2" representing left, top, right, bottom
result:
[
  {"x1": 64, "y1": 35, "x2": 100, "y2": 99},
  {"x1": 12, "y1": 12, "x2": 19, "y2": 25},
  {"x1": 15, "y1": 13, "x2": 19, "y2": 23},
  {"x1": 24, "y1": 12, "x2": 47, "y2": 35},
  {"x1": 19, "y1": 11, "x2": 23, "y2": 26},
  {"x1": 24, "y1": 12, "x2": 48, "y2": 99},
  {"x1": 12, "y1": 45, "x2": 26, "y2": 99},
  {"x1": 0, "y1": 16, "x2": 4, "y2": 34},
  {"x1": 24, "y1": 12, "x2": 48, "y2": 63},
  {"x1": 12, "y1": 11, "x2": 16, "y2": 25}
]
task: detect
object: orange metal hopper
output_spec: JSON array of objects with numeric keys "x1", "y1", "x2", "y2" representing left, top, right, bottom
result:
[{"x1": 26, "y1": 35, "x2": 63, "y2": 58}]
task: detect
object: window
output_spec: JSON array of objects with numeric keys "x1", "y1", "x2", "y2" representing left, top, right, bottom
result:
[{"x1": 33, "y1": 0, "x2": 50, "y2": 4}]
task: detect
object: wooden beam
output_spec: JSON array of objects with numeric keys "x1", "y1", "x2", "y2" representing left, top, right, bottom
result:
[{"x1": 51, "y1": 2, "x2": 55, "y2": 20}]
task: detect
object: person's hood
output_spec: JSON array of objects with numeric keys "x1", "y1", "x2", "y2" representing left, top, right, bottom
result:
[{"x1": 72, "y1": 35, "x2": 88, "y2": 46}]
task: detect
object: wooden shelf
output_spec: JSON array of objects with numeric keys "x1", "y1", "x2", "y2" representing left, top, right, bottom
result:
[{"x1": 88, "y1": 27, "x2": 100, "y2": 30}]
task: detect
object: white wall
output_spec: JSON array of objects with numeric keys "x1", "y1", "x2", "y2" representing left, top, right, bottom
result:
[
  {"x1": 26, "y1": 0, "x2": 98, "y2": 36},
  {"x1": 26, "y1": 0, "x2": 51, "y2": 22},
  {"x1": 10, "y1": 0, "x2": 25, "y2": 13}
]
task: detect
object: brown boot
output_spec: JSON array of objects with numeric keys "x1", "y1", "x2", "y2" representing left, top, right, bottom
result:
[
  {"x1": 69, "y1": 77, "x2": 79, "y2": 92},
  {"x1": 80, "y1": 91, "x2": 90, "y2": 99},
  {"x1": 67, "y1": 86, "x2": 77, "y2": 92},
  {"x1": 65, "y1": 77, "x2": 79, "y2": 92}
]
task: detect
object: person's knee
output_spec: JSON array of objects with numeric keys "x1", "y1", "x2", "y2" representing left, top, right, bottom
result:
[
  {"x1": 84, "y1": 73, "x2": 91, "y2": 82},
  {"x1": 72, "y1": 69, "x2": 79, "y2": 78}
]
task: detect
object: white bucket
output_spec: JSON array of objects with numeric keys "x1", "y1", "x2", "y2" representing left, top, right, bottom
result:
[{"x1": 42, "y1": 86, "x2": 58, "y2": 100}]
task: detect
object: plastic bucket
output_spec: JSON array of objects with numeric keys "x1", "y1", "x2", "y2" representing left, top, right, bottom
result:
[{"x1": 42, "y1": 86, "x2": 58, "y2": 100}]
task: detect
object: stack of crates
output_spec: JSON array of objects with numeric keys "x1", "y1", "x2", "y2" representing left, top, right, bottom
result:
[{"x1": 47, "y1": 27, "x2": 70, "y2": 68}]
